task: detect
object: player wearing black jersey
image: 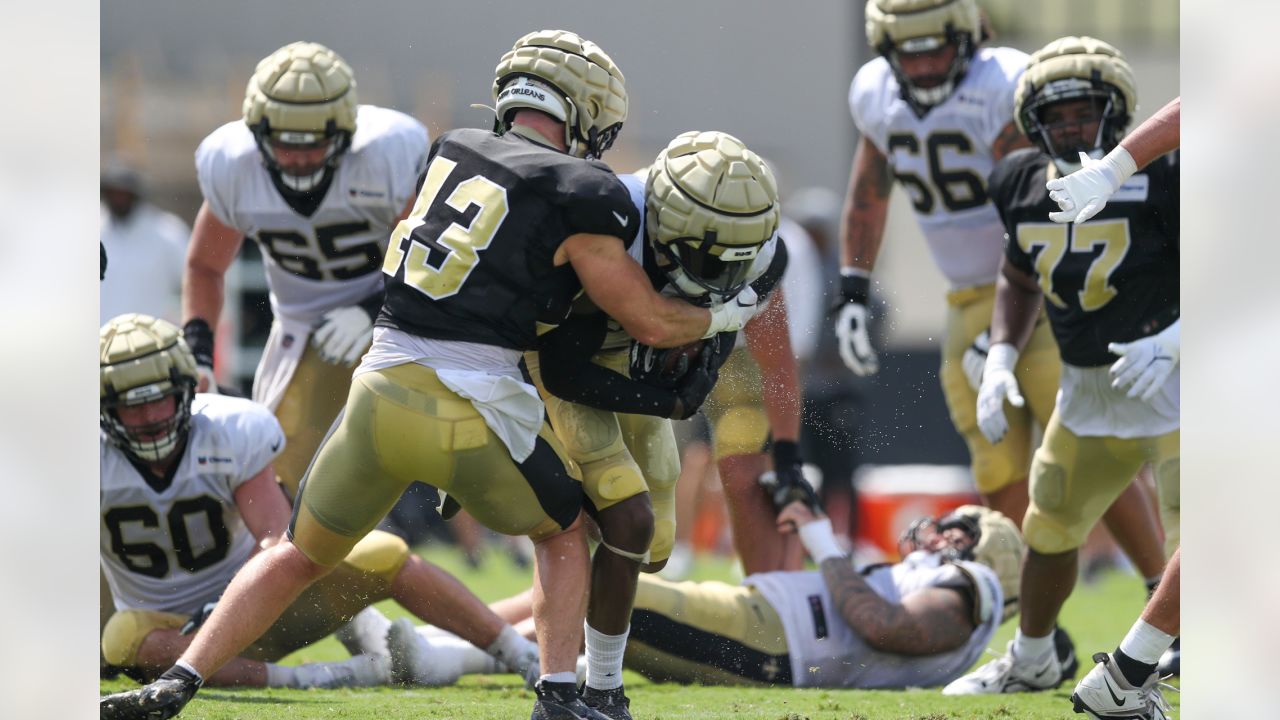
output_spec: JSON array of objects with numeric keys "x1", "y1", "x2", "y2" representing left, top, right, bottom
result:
[
  {"x1": 103, "y1": 30, "x2": 758, "y2": 720},
  {"x1": 944, "y1": 39, "x2": 1178, "y2": 713},
  {"x1": 525, "y1": 130, "x2": 799, "y2": 718}
]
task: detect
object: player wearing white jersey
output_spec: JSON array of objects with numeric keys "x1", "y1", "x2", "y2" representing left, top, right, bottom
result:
[
  {"x1": 616, "y1": 503, "x2": 1022, "y2": 689},
  {"x1": 183, "y1": 41, "x2": 428, "y2": 500},
  {"x1": 98, "y1": 315, "x2": 540, "y2": 696},
  {"x1": 833, "y1": 2, "x2": 1165, "y2": 587}
]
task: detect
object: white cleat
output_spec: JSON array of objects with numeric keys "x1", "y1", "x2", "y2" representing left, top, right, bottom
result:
[
  {"x1": 1071, "y1": 652, "x2": 1174, "y2": 720},
  {"x1": 387, "y1": 617, "x2": 463, "y2": 687},
  {"x1": 943, "y1": 641, "x2": 1063, "y2": 695}
]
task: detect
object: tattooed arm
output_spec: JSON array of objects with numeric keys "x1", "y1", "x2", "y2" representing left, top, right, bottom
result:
[
  {"x1": 779, "y1": 501, "x2": 977, "y2": 656},
  {"x1": 839, "y1": 136, "x2": 894, "y2": 271},
  {"x1": 991, "y1": 120, "x2": 1032, "y2": 162},
  {"x1": 819, "y1": 558, "x2": 977, "y2": 656}
]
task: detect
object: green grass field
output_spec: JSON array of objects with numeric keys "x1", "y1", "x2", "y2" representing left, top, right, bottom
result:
[{"x1": 101, "y1": 545, "x2": 1178, "y2": 719}]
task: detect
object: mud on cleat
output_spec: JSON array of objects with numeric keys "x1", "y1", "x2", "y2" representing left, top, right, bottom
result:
[
  {"x1": 581, "y1": 684, "x2": 633, "y2": 720},
  {"x1": 100, "y1": 665, "x2": 202, "y2": 720}
]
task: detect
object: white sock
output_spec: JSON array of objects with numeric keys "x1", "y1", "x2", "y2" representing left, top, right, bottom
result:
[
  {"x1": 267, "y1": 655, "x2": 389, "y2": 689},
  {"x1": 486, "y1": 625, "x2": 537, "y2": 675},
  {"x1": 416, "y1": 624, "x2": 452, "y2": 641},
  {"x1": 540, "y1": 671, "x2": 576, "y2": 685},
  {"x1": 336, "y1": 607, "x2": 393, "y2": 657},
  {"x1": 1012, "y1": 629, "x2": 1055, "y2": 661},
  {"x1": 584, "y1": 623, "x2": 628, "y2": 691},
  {"x1": 1119, "y1": 619, "x2": 1175, "y2": 665},
  {"x1": 434, "y1": 635, "x2": 501, "y2": 676}
]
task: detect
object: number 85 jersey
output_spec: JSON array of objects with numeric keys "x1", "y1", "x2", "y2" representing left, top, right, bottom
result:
[
  {"x1": 100, "y1": 394, "x2": 285, "y2": 616},
  {"x1": 850, "y1": 47, "x2": 1027, "y2": 289},
  {"x1": 195, "y1": 105, "x2": 429, "y2": 325}
]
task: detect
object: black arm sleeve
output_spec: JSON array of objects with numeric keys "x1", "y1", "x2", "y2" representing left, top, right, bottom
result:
[{"x1": 537, "y1": 313, "x2": 679, "y2": 418}]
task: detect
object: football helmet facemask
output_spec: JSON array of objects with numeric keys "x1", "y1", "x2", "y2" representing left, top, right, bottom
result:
[
  {"x1": 243, "y1": 41, "x2": 359, "y2": 193},
  {"x1": 492, "y1": 29, "x2": 627, "y2": 159},
  {"x1": 865, "y1": 0, "x2": 983, "y2": 117},
  {"x1": 1015, "y1": 36, "x2": 1137, "y2": 174},
  {"x1": 899, "y1": 504, "x2": 1024, "y2": 623},
  {"x1": 100, "y1": 314, "x2": 199, "y2": 463},
  {"x1": 645, "y1": 131, "x2": 780, "y2": 302}
]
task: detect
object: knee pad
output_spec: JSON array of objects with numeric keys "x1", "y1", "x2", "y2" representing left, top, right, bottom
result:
[
  {"x1": 712, "y1": 407, "x2": 769, "y2": 460},
  {"x1": 1023, "y1": 459, "x2": 1081, "y2": 554},
  {"x1": 101, "y1": 609, "x2": 185, "y2": 667},
  {"x1": 341, "y1": 529, "x2": 411, "y2": 586},
  {"x1": 581, "y1": 450, "x2": 649, "y2": 512}
]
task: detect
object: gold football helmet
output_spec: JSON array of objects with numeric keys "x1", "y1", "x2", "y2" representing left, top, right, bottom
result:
[
  {"x1": 865, "y1": 0, "x2": 982, "y2": 115},
  {"x1": 243, "y1": 41, "x2": 359, "y2": 192},
  {"x1": 900, "y1": 504, "x2": 1024, "y2": 623},
  {"x1": 492, "y1": 29, "x2": 627, "y2": 159},
  {"x1": 1015, "y1": 36, "x2": 1137, "y2": 173},
  {"x1": 645, "y1": 131, "x2": 779, "y2": 301},
  {"x1": 100, "y1": 314, "x2": 199, "y2": 462}
]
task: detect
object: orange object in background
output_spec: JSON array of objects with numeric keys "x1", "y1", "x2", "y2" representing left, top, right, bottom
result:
[{"x1": 854, "y1": 465, "x2": 980, "y2": 561}]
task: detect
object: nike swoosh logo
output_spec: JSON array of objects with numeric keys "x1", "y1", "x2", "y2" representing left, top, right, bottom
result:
[
  {"x1": 612, "y1": 210, "x2": 629, "y2": 227},
  {"x1": 1102, "y1": 676, "x2": 1126, "y2": 706},
  {"x1": 271, "y1": 440, "x2": 281, "y2": 452}
]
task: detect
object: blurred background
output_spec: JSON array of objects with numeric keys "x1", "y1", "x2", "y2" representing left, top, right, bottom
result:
[{"x1": 99, "y1": 0, "x2": 1179, "y2": 561}]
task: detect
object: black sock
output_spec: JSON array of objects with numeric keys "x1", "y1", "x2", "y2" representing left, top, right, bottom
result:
[
  {"x1": 158, "y1": 663, "x2": 203, "y2": 688},
  {"x1": 1113, "y1": 647, "x2": 1157, "y2": 687}
]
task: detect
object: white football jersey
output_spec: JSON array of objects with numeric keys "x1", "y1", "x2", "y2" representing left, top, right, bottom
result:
[
  {"x1": 195, "y1": 105, "x2": 429, "y2": 324},
  {"x1": 850, "y1": 47, "x2": 1028, "y2": 289},
  {"x1": 100, "y1": 394, "x2": 286, "y2": 616},
  {"x1": 601, "y1": 172, "x2": 779, "y2": 351},
  {"x1": 747, "y1": 552, "x2": 1003, "y2": 689}
]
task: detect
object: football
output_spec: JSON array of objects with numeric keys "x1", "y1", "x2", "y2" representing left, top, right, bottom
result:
[{"x1": 661, "y1": 340, "x2": 706, "y2": 381}]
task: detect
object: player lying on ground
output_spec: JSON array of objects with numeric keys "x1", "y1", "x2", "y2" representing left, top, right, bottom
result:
[
  {"x1": 482, "y1": 500, "x2": 1025, "y2": 689},
  {"x1": 102, "y1": 29, "x2": 759, "y2": 720},
  {"x1": 98, "y1": 314, "x2": 539, "y2": 690},
  {"x1": 945, "y1": 39, "x2": 1178, "y2": 716}
]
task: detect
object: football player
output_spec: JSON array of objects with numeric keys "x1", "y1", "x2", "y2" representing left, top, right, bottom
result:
[
  {"x1": 1062, "y1": 97, "x2": 1182, "y2": 718},
  {"x1": 527, "y1": 130, "x2": 801, "y2": 718},
  {"x1": 942, "y1": 39, "x2": 1178, "y2": 714},
  {"x1": 182, "y1": 41, "x2": 427, "y2": 498},
  {"x1": 834, "y1": 0, "x2": 1165, "y2": 601},
  {"x1": 175, "y1": 42, "x2": 434, "y2": 676},
  {"x1": 97, "y1": 315, "x2": 539, "y2": 692},
  {"x1": 103, "y1": 30, "x2": 756, "y2": 720},
  {"x1": 499, "y1": 502, "x2": 1024, "y2": 690}
]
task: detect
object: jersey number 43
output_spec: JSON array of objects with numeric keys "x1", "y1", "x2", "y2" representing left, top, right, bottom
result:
[{"x1": 383, "y1": 156, "x2": 510, "y2": 300}]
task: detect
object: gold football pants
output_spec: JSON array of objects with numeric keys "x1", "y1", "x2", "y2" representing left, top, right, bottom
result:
[{"x1": 940, "y1": 284, "x2": 1061, "y2": 494}]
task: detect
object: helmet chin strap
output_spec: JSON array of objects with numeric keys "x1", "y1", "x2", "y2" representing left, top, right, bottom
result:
[{"x1": 279, "y1": 167, "x2": 329, "y2": 192}]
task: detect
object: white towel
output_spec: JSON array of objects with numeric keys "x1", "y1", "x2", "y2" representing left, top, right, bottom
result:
[
  {"x1": 434, "y1": 368, "x2": 544, "y2": 463},
  {"x1": 251, "y1": 317, "x2": 312, "y2": 412}
]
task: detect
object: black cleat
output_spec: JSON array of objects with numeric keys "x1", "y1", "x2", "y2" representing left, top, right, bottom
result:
[
  {"x1": 530, "y1": 680, "x2": 610, "y2": 720},
  {"x1": 581, "y1": 684, "x2": 633, "y2": 720},
  {"x1": 100, "y1": 667, "x2": 201, "y2": 720},
  {"x1": 1156, "y1": 637, "x2": 1179, "y2": 677},
  {"x1": 1055, "y1": 626, "x2": 1081, "y2": 680}
]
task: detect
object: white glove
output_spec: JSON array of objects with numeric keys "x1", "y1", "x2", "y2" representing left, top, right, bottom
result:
[
  {"x1": 704, "y1": 286, "x2": 759, "y2": 338},
  {"x1": 196, "y1": 365, "x2": 219, "y2": 394},
  {"x1": 836, "y1": 303, "x2": 879, "y2": 376},
  {"x1": 1045, "y1": 148, "x2": 1138, "y2": 224},
  {"x1": 1108, "y1": 320, "x2": 1180, "y2": 402},
  {"x1": 962, "y1": 329, "x2": 990, "y2": 392},
  {"x1": 312, "y1": 306, "x2": 374, "y2": 367},
  {"x1": 976, "y1": 343, "x2": 1025, "y2": 445}
]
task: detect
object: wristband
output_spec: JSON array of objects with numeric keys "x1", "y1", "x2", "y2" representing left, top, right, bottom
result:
[
  {"x1": 1102, "y1": 145, "x2": 1139, "y2": 188},
  {"x1": 985, "y1": 342, "x2": 1019, "y2": 374},
  {"x1": 772, "y1": 439, "x2": 801, "y2": 471},
  {"x1": 839, "y1": 270, "x2": 870, "y2": 305},
  {"x1": 182, "y1": 318, "x2": 215, "y2": 368},
  {"x1": 798, "y1": 518, "x2": 845, "y2": 562}
]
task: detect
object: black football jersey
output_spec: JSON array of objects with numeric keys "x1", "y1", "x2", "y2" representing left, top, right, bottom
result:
[
  {"x1": 377, "y1": 128, "x2": 640, "y2": 350},
  {"x1": 989, "y1": 149, "x2": 1179, "y2": 367}
]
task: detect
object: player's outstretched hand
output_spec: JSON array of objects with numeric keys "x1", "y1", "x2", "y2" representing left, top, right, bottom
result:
[
  {"x1": 777, "y1": 500, "x2": 822, "y2": 534},
  {"x1": 976, "y1": 343, "x2": 1024, "y2": 444},
  {"x1": 1046, "y1": 150, "x2": 1133, "y2": 224}
]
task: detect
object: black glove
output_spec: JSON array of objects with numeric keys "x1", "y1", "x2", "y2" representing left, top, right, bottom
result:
[
  {"x1": 180, "y1": 599, "x2": 219, "y2": 635},
  {"x1": 758, "y1": 440, "x2": 821, "y2": 514},
  {"x1": 629, "y1": 336, "x2": 717, "y2": 391},
  {"x1": 670, "y1": 354, "x2": 715, "y2": 420},
  {"x1": 182, "y1": 318, "x2": 216, "y2": 370}
]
